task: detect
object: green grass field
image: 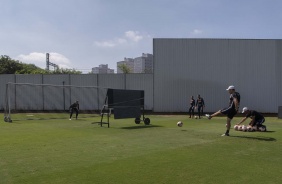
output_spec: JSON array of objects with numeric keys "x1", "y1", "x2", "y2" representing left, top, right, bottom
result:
[{"x1": 1, "y1": 113, "x2": 282, "y2": 184}]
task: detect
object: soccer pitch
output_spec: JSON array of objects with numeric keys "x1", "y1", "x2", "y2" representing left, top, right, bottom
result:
[{"x1": 1, "y1": 113, "x2": 282, "y2": 184}]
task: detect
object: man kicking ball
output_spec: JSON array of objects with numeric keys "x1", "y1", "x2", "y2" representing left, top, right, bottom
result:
[{"x1": 206, "y1": 85, "x2": 240, "y2": 136}]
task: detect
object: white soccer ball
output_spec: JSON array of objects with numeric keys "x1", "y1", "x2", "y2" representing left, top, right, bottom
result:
[
  {"x1": 252, "y1": 126, "x2": 257, "y2": 131},
  {"x1": 177, "y1": 121, "x2": 183, "y2": 127},
  {"x1": 234, "y1": 125, "x2": 239, "y2": 131},
  {"x1": 259, "y1": 126, "x2": 266, "y2": 132},
  {"x1": 242, "y1": 125, "x2": 247, "y2": 132},
  {"x1": 247, "y1": 126, "x2": 253, "y2": 132},
  {"x1": 194, "y1": 116, "x2": 198, "y2": 119},
  {"x1": 238, "y1": 125, "x2": 243, "y2": 131}
]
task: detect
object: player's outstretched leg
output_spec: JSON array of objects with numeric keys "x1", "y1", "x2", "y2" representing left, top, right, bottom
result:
[{"x1": 206, "y1": 110, "x2": 222, "y2": 120}]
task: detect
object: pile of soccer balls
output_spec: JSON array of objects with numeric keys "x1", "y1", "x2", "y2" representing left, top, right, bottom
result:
[{"x1": 234, "y1": 125, "x2": 267, "y2": 132}]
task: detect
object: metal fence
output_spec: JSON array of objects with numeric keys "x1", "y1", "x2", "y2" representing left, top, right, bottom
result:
[{"x1": 0, "y1": 74, "x2": 153, "y2": 111}]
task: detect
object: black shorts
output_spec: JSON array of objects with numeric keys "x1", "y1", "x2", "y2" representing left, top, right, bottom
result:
[
  {"x1": 221, "y1": 107, "x2": 237, "y2": 119},
  {"x1": 251, "y1": 118, "x2": 265, "y2": 126},
  {"x1": 70, "y1": 108, "x2": 78, "y2": 113}
]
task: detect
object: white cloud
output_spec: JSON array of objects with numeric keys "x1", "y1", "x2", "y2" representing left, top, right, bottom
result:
[
  {"x1": 16, "y1": 52, "x2": 71, "y2": 69},
  {"x1": 190, "y1": 29, "x2": 203, "y2": 36},
  {"x1": 94, "y1": 41, "x2": 116, "y2": 48},
  {"x1": 94, "y1": 30, "x2": 148, "y2": 48},
  {"x1": 125, "y1": 31, "x2": 143, "y2": 42}
]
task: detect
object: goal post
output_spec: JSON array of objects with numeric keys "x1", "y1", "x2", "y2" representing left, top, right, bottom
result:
[{"x1": 3, "y1": 82, "x2": 108, "y2": 122}]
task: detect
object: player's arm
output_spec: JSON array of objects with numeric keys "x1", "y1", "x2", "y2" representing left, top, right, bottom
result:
[
  {"x1": 237, "y1": 117, "x2": 247, "y2": 125},
  {"x1": 233, "y1": 97, "x2": 239, "y2": 111}
]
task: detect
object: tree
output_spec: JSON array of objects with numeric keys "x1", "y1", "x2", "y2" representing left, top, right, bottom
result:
[
  {"x1": 0, "y1": 55, "x2": 24, "y2": 74},
  {"x1": 117, "y1": 63, "x2": 131, "y2": 74},
  {"x1": 51, "y1": 68, "x2": 82, "y2": 74},
  {"x1": 0, "y1": 55, "x2": 82, "y2": 74}
]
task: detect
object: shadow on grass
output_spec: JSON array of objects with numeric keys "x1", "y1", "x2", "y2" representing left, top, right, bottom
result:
[
  {"x1": 264, "y1": 131, "x2": 276, "y2": 133},
  {"x1": 231, "y1": 135, "x2": 276, "y2": 142},
  {"x1": 120, "y1": 125, "x2": 163, "y2": 129},
  {"x1": 12, "y1": 117, "x2": 88, "y2": 121},
  {"x1": 11, "y1": 118, "x2": 67, "y2": 122}
]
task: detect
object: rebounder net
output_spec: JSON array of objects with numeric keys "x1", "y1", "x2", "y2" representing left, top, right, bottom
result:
[
  {"x1": 100, "y1": 88, "x2": 150, "y2": 127},
  {"x1": 4, "y1": 83, "x2": 108, "y2": 122},
  {"x1": 107, "y1": 88, "x2": 144, "y2": 119}
]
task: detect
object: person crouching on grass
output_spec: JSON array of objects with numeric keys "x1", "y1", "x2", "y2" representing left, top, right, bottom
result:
[
  {"x1": 236, "y1": 107, "x2": 266, "y2": 130},
  {"x1": 206, "y1": 85, "x2": 240, "y2": 136},
  {"x1": 69, "y1": 100, "x2": 79, "y2": 120}
]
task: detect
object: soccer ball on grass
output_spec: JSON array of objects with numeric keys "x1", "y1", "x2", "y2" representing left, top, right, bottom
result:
[
  {"x1": 259, "y1": 126, "x2": 267, "y2": 132},
  {"x1": 242, "y1": 125, "x2": 247, "y2": 132},
  {"x1": 247, "y1": 126, "x2": 253, "y2": 132},
  {"x1": 177, "y1": 121, "x2": 183, "y2": 127}
]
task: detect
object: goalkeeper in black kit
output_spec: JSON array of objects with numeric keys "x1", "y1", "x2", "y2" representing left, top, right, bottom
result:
[{"x1": 69, "y1": 101, "x2": 79, "y2": 120}]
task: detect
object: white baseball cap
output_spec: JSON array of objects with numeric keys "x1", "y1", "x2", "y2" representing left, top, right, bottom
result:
[
  {"x1": 242, "y1": 107, "x2": 248, "y2": 113},
  {"x1": 226, "y1": 85, "x2": 235, "y2": 90}
]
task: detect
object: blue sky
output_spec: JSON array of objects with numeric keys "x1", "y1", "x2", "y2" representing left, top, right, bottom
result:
[{"x1": 1, "y1": 0, "x2": 282, "y2": 72}]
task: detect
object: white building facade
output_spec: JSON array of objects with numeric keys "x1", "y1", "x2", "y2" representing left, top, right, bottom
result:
[
  {"x1": 117, "y1": 58, "x2": 134, "y2": 73},
  {"x1": 92, "y1": 64, "x2": 114, "y2": 74},
  {"x1": 134, "y1": 53, "x2": 153, "y2": 73}
]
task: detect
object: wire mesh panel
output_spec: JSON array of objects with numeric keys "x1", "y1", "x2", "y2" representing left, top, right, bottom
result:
[{"x1": 106, "y1": 89, "x2": 144, "y2": 119}]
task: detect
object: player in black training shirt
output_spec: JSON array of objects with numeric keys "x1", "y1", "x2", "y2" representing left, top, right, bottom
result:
[
  {"x1": 206, "y1": 85, "x2": 240, "y2": 136},
  {"x1": 195, "y1": 94, "x2": 205, "y2": 119},
  {"x1": 69, "y1": 101, "x2": 79, "y2": 120},
  {"x1": 236, "y1": 107, "x2": 266, "y2": 129},
  {"x1": 188, "y1": 96, "x2": 195, "y2": 118}
]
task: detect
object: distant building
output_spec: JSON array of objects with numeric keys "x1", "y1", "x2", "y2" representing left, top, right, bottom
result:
[
  {"x1": 117, "y1": 58, "x2": 134, "y2": 73},
  {"x1": 92, "y1": 64, "x2": 114, "y2": 74},
  {"x1": 116, "y1": 53, "x2": 153, "y2": 74},
  {"x1": 134, "y1": 53, "x2": 153, "y2": 73}
]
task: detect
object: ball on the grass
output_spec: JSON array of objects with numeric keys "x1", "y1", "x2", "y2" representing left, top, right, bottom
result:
[
  {"x1": 234, "y1": 125, "x2": 239, "y2": 131},
  {"x1": 238, "y1": 125, "x2": 243, "y2": 131},
  {"x1": 242, "y1": 125, "x2": 247, "y2": 132},
  {"x1": 177, "y1": 121, "x2": 183, "y2": 127},
  {"x1": 194, "y1": 116, "x2": 198, "y2": 119},
  {"x1": 259, "y1": 126, "x2": 266, "y2": 132},
  {"x1": 247, "y1": 126, "x2": 253, "y2": 132}
]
